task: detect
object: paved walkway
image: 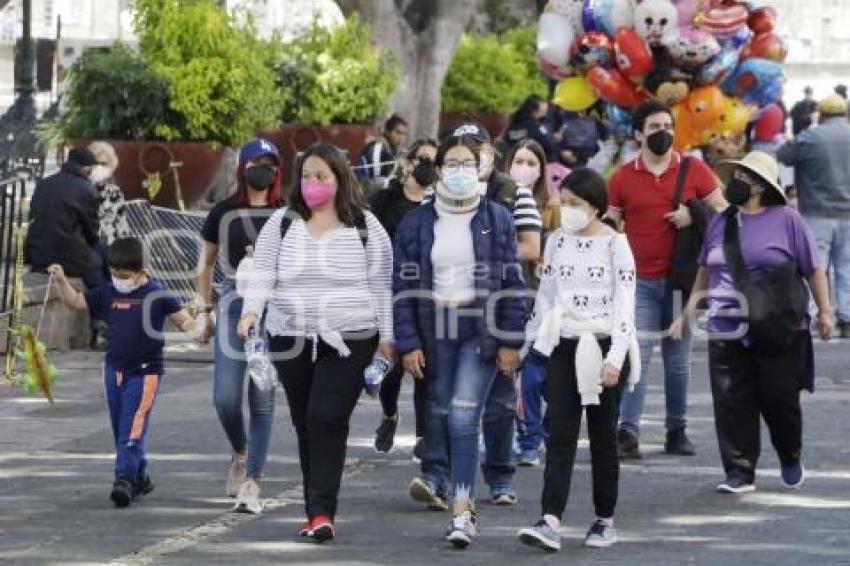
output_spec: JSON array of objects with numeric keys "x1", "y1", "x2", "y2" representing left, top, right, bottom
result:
[{"x1": 1, "y1": 340, "x2": 849, "y2": 565}]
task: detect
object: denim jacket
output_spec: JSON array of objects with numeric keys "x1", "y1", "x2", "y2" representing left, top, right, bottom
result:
[
  {"x1": 777, "y1": 117, "x2": 850, "y2": 217},
  {"x1": 392, "y1": 199, "x2": 527, "y2": 361}
]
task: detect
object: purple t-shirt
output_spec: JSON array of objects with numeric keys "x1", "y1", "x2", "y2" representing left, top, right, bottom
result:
[{"x1": 698, "y1": 206, "x2": 820, "y2": 334}]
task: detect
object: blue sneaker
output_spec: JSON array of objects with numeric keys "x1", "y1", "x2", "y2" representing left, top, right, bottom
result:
[
  {"x1": 584, "y1": 519, "x2": 617, "y2": 548},
  {"x1": 518, "y1": 519, "x2": 561, "y2": 552},
  {"x1": 781, "y1": 461, "x2": 805, "y2": 490},
  {"x1": 518, "y1": 449, "x2": 540, "y2": 467}
]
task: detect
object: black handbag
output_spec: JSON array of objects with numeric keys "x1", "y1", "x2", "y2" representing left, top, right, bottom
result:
[
  {"x1": 722, "y1": 207, "x2": 809, "y2": 353},
  {"x1": 669, "y1": 158, "x2": 712, "y2": 300}
]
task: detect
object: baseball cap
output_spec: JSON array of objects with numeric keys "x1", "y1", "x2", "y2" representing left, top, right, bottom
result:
[
  {"x1": 447, "y1": 121, "x2": 492, "y2": 144},
  {"x1": 67, "y1": 147, "x2": 100, "y2": 167},
  {"x1": 239, "y1": 138, "x2": 281, "y2": 165},
  {"x1": 819, "y1": 94, "x2": 847, "y2": 116}
]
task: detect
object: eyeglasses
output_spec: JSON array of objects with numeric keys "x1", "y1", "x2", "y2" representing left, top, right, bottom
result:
[{"x1": 442, "y1": 160, "x2": 478, "y2": 170}]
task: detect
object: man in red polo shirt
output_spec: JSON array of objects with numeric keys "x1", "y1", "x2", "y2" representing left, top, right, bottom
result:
[{"x1": 607, "y1": 100, "x2": 727, "y2": 459}]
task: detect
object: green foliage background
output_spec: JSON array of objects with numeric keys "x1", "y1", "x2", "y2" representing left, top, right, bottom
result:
[
  {"x1": 441, "y1": 27, "x2": 548, "y2": 113},
  {"x1": 276, "y1": 15, "x2": 398, "y2": 125},
  {"x1": 58, "y1": 45, "x2": 174, "y2": 141},
  {"x1": 133, "y1": 0, "x2": 282, "y2": 146}
]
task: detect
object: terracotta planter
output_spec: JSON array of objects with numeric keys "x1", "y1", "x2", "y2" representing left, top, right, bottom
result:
[
  {"x1": 440, "y1": 111, "x2": 511, "y2": 141},
  {"x1": 257, "y1": 123, "x2": 376, "y2": 174},
  {"x1": 68, "y1": 141, "x2": 224, "y2": 210}
]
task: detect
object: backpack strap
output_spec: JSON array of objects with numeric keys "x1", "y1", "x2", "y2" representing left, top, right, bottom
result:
[
  {"x1": 280, "y1": 208, "x2": 368, "y2": 249},
  {"x1": 671, "y1": 156, "x2": 691, "y2": 210}
]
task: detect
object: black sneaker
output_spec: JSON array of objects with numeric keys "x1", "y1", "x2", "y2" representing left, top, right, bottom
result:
[
  {"x1": 110, "y1": 478, "x2": 134, "y2": 508},
  {"x1": 839, "y1": 321, "x2": 850, "y2": 340},
  {"x1": 716, "y1": 476, "x2": 756, "y2": 494},
  {"x1": 133, "y1": 475, "x2": 154, "y2": 498},
  {"x1": 665, "y1": 427, "x2": 695, "y2": 456},
  {"x1": 618, "y1": 429, "x2": 642, "y2": 460},
  {"x1": 374, "y1": 415, "x2": 399, "y2": 453}
]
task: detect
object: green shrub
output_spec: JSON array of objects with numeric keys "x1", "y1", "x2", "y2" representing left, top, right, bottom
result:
[
  {"x1": 276, "y1": 15, "x2": 398, "y2": 125},
  {"x1": 58, "y1": 45, "x2": 175, "y2": 140},
  {"x1": 134, "y1": 0, "x2": 282, "y2": 146},
  {"x1": 442, "y1": 29, "x2": 548, "y2": 113}
]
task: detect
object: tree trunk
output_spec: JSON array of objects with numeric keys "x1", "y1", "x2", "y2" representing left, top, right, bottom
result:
[{"x1": 343, "y1": 0, "x2": 479, "y2": 140}]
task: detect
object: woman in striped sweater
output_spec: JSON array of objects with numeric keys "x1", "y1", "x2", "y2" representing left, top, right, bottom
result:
[{"x1": 238, "y1": 143, "x2": 394, "y2": 544}]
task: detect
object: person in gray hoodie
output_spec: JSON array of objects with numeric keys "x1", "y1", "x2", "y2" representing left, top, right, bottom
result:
[{"x1": 778, "y1": 94, "x2": 850, "y2": 338}]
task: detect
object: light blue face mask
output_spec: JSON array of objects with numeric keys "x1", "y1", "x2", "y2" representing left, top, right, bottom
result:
[{"x1": 440, "y1": 165, "x2": 479, "y2": 198}]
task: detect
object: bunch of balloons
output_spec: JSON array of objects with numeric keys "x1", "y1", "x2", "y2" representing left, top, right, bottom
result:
[{"x1": 538, "y1": 0, "x2": 787, "y2": 150}]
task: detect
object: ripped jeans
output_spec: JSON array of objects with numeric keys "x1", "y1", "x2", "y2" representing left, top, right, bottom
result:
[{"x1": 419, "y1": 311, "x2": 497, "y2": 503}]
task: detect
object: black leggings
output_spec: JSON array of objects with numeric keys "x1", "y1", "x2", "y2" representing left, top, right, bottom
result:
[
  {"x1": 378, "y1": 363, "x2": 427, "y2": 437},
  {"x1": 270, "y1": 333, "x2": 378, "y2": 520},
  {"x1": 709, "y1": 334, "x2": 807, "y2": 484},
  {"x1": 541, "y1": 338, "x2": 626, "y2": 521}
]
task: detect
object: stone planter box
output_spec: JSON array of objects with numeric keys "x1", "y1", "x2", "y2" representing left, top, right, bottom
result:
[{"x1": 257, "y1": 123, "x2": 376, "y2": 176}]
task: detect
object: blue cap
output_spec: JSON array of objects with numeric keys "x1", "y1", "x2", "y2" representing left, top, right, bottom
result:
[{"x1": 239, "y1": 139, "x2": 280, "y2": 165}]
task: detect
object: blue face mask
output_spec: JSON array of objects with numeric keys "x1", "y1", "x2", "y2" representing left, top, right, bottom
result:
[{"x1": 440, "y1": 165, "x2": 479, "y2": 198}]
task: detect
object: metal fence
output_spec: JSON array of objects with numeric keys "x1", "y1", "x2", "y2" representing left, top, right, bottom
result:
[
  {"x1": 1, "y1": 177, "x2": 26, "y2": 315},
  {"x1": 123, "y1": 199, "x2": 224, "y2": 301}
]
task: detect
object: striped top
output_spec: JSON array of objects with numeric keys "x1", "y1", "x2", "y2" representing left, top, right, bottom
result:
[
  {"x1": 512, "y1": 186, "x2": 543, "y2": 233},
  {"x1": 241, "y1": 209, "x2": 394, "y2": 342}
]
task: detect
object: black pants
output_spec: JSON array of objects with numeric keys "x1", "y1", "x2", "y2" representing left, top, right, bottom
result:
[
  {"x1": 541, "y1": 338, "x2": 626, "y2": 521},
  {"x1": 709, "y1": 334, "x2": 807, "y2": 484},
  {"x1": 270, "y1": 333, "x2": 378, "y2": 520},
  {"x1": 378, "y1": 363, "x2": 427, "y2": 437}
]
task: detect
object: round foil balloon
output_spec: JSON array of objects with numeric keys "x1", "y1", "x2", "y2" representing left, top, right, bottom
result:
[
  {"x1": 571, "y1": 31, "x2": 615, "y2": 69},
  {"x1": 587, "y1": 66, "x2": 646, "y2": 108},
  {"x1": 553, "y1": 76, "x2": 599, "y2": 111},
  {"x1": 615, "y1": 27, "x2": 653, "y2": 78}
]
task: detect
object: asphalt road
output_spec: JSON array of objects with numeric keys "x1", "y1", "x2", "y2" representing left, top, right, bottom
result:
[{"x1": 1, "y1": 339, "x2": 849, "y2": 565}]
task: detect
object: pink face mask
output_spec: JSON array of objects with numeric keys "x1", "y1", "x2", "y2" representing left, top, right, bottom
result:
[
  {"x1": 509, "y1": 163, "x2": 541, "y2": 188},
  {"x1": 301, "y1": 179, "x2": 336, "y2": 209}
]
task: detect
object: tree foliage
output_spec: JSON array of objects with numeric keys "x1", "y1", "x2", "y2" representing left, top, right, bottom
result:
[
  {"x1": 441, "y1": 28, "x2": 548, "y2": 113},
  {"x1": 58, "y1": 44, "x2": 175, "y2": 140},
  {"x1": 276, "y1": 14, "x2": 398, "y2": 125},
  {"x1": 133, "y1": 0, "x2": 282, "y2": 146}
]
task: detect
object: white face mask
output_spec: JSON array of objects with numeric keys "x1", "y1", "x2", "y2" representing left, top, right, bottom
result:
[
  {"x1": 560, "y1": 205, "x2": 593, "y2": 233},
  {"x1": 112, "y1": 276, "x2": 142, "y2": 294},
  {"x1": 90, "y1": 165, "x2": 111, "y2": 184}
]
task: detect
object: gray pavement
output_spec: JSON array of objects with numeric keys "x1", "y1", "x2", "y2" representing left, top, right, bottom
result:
[{"x1": 1, "y1": 340, "x2": 849, "y2": 565}]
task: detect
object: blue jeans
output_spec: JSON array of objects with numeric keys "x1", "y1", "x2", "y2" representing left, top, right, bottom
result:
[
  {"x1": 481, "y1": 368, "x2": 517, "y2": 490},
  {"x1": 213, "y1": 287, "x2": 275, "y2": 479},
  {"x1": 517, "y1": 349, "x2": 548, "y2": 452},
  {"x1": 419, "y1": 313, "x2": 498, "y2": 501},
  {"x1": 805, "y1": 215, "x2": 850, "y2": 323},
  {"x1": 619, "y1": 278, "x2": 691, "y2": 436}
]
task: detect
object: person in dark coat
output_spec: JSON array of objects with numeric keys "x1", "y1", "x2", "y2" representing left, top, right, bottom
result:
[{"x1": 25, "y1": 147, "x2": 102, "y2": 288}]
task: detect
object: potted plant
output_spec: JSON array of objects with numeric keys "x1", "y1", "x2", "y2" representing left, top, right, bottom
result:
[
  {"x1": 440, "y1": 26, "x2": 548, "y2": 139},
  {"x1": 259, "y1": 14, "x2": 398, "y2": 169},
  {"x1": 52, "y1": 0, "x2": 282, "y2": 209}
]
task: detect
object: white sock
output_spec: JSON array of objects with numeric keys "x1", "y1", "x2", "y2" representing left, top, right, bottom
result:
[
  {"x1": 597, "y1": 517, "x2": 614, "y2": 527},
  {"x1": 543, "y1": 514, "x2": 560, "y2": 530}
]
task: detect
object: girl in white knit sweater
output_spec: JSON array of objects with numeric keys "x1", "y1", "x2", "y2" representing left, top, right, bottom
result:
[{"x1": 517, "y1": 168, "x2": 638, "y2": 552}]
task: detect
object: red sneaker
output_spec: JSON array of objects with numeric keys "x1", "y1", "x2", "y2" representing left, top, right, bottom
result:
[
  {"x1": 309, "y1": 515, "x2": 335, "y2": 543},
  {"x1": 297, "y1": 520, "x2": 312, "y2": 537}
]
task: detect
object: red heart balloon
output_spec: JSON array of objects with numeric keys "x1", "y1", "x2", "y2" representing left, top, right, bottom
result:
[
  {"x1": 615, "y1": 27, "x2": 653, "y2": 78},
  {"x1": 587, "y1": 67, "x2": 647, "y2": 109},
  {"x1": 748, "y1": 7, "x2": 777, "y2": 34},
  {"x1": 743, "y1": 32, "x2": 788, "y2": 62}
]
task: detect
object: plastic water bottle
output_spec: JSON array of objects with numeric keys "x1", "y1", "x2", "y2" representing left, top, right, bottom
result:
[
  {"x1": 245, "y1": 327, "x2": 277, "y2": 392},
  {"x1": 363, "y1": 355, "x2": 390, "y2": 397}
]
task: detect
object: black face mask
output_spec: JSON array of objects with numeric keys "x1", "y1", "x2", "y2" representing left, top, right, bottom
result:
[
  {"x1": 411, "y1": 159, "x2": 437, "y2": 187},
  {"x1": 244, "y1": 165, "x2": 275, "y2": 190},
  {"x1": 726, "y1": 178, "x2": 754, "y2": 206},
  {"x1": 645, "y1": 130, "x2": 674, "y2": 156}
]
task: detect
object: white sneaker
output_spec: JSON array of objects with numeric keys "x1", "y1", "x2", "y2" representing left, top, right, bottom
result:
[
  {"x1": 226, "y1": 453, "x2": 247, "y2": 498},
  {"x1": 233, "y1": 478, "x2": 263, "y2": 514},
  {"x1": 446, "y1": 510, "x2": 477, "y2": 548}
]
